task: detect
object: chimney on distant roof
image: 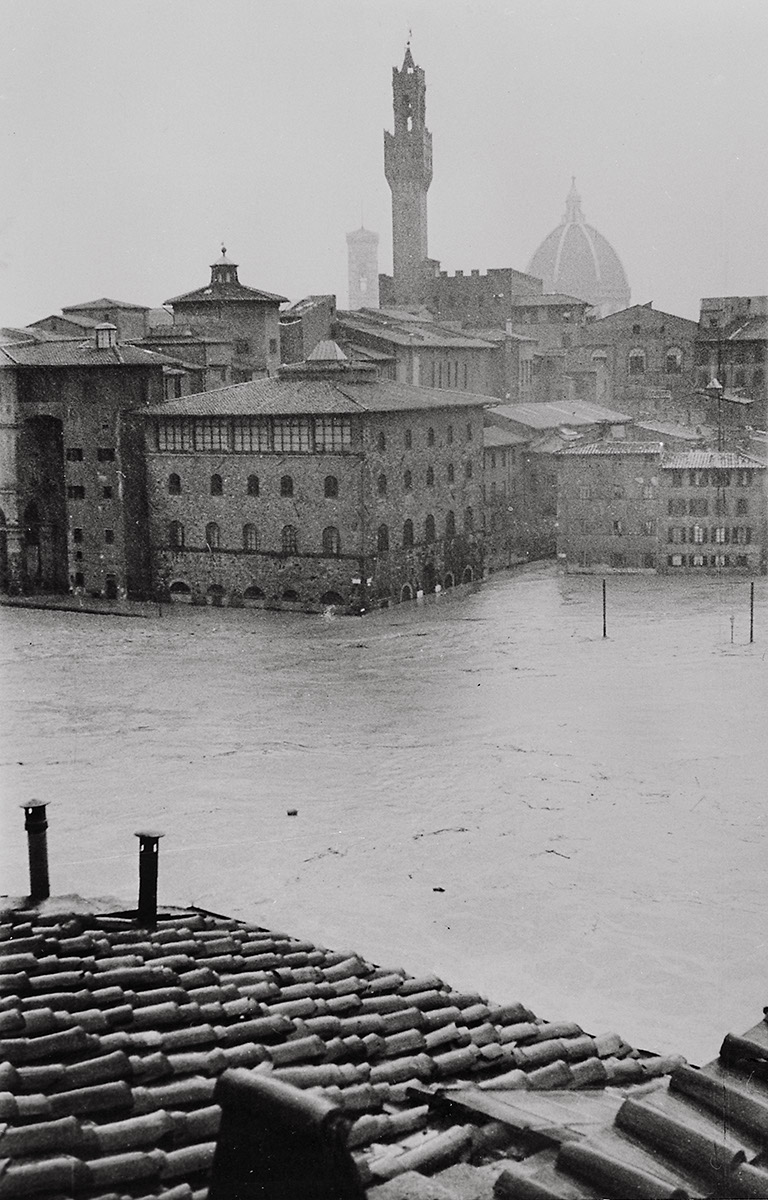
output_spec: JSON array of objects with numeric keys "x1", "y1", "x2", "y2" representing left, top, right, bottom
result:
[{"x1": 95, "y1": 322, "x2": 117, "y2": 350}]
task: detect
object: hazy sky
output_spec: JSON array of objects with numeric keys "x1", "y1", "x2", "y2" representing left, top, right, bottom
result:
[{"x1": 2, "y1": 0, "x2": 767, "y2": 328}]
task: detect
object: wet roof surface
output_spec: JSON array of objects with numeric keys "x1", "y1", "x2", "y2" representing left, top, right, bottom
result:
[{"x1": 0, "y1": 901, "x2": 675, "y2": 1199}]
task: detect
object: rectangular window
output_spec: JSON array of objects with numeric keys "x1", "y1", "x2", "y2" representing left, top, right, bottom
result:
[
  {"x1": 613, "y1": 484, "x2": 625, "y2": 499},
  {"x1": 692, "y1": 525, "x2": 706, "y2": 544},
  {"x1": 578, "y1": 485, "x2": 592, "y2": 500},
  {"x1": 714, "y1": 554, "x2": 728, "y2": 567},
  {"x1": 463, "y1": 363, "x2": 468, "y2": 388},
  {"x1": 272, "y1": 417, "x2": 313, "y2": 453},
  {"x1": 66, "y1": 448, "x2": 84, "y2": 462},
  {"x1": 689, "y1": 498, "x2": 709, "y2": 517},
  {"x1": 102, "y1": 487, "x2": 113, "y2": 499},
  {"x1": 613, "y1": 520, "x2": 623, "y2": 536},
  {"x1": 735, "y1": 470, "x2": 752, "y2": 487},
  {"x1": 642, "y1": 484, "x2": 654, "y2": 499},
  {"x1": 194, "y1": 418, "x2": 231, "y2": 452},
  {"x1": 714, "y1": 496, "x2": 727, "y2": 515},
  {"x1": 668, "y1": 498, "x2": 686, "y2": 516},
  {"x1": 233, "y1": 417, "x2": 272, "y2": 452},
  {"x1": 712, "y1": 469, "x2": 731, "y2": 487},
  {"x1": 692, "y1": 554, "x2": 705, "y2": 567},
  {"x1": 713, "y1": 527, "x2": 729, "y2": 544},
  {"x1": 72, "y1": 528, "x2": 83, "y2": 543},
  {"x1": 269, "y1": 338, "x2": 278, "y2": 355},
  {"x1": 157, "y1": 418, "x2": 193, "y2": 451},
  {"x1": 105, "y1": 529, "x2": 115, "y2": 544},
  {"x1": 314, "y1": 417, "x2": 352, "y2": 453},
  {"x1": 67, "y1": 485, "x2": 85, "y2": 500},
  {"x1": 642, "y1": 520, "x2": 656, "y2": 536},
  {"x1": 643, "y1": 553, "x2": 656, "y2": 569},
  {"x1": 234, "y1": 339, "x2": 250, "y2": 355},
  {"x1": 671, "y1": 471, "x2": 683, "y2": 488},
  {"x1": 97, "y1": 448, "x2": 116, "y2": 462},
  {"x1": 733, "y1": 527, "x2": 752, "y2": 545},
  {"x1": 669, "y1": 554, "x2": 683, "y2": 567}
]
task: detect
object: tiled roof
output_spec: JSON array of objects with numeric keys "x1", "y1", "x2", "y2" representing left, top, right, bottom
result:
[
  {"x1": 507, "y1": 294, "x2": 590, "y2": 308},
  {"x1": 143, "y1": 376, "x2": 491, "y2": 419},
  {"x1": 482, "y1": 428, "x2": 529, "y2": 448},
  {"x1": 0, "y1": 901, "x2": 675, "y2": 1199},
  {"x1": 636, "y1": 420, "x2": 703, "y2": 441},
  {"x1": 335, "y1": 313, "x2": 495, "y2": 351},
  {"x1": 488, "y1": 400, "x2": 632, "y2": 430},
  {"x1": 62, "y1": 299, "x2": 150, "y2": 313},
  {"x1": 0, "y1": 341, "x2": 182, "y2": 370},
  {"x1": 28, "y1": 314, "x2": 102, "y2": 331},
  {"x1": 467, "y1": 1016, "x2": 768, "y2": 1200},
  {"x1": 660, "y1": 450, "x2": 766, "y2": 470},
  {"x1": 558, "y1": 441, "x2": 663, "y2": 456},
  {"x1": 165, "y1": 283, "x2": 288, "y2": 307}
]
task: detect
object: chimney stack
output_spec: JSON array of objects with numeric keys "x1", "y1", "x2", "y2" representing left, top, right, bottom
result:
[
  {"x1": 21, "y1": 800, "x2": 50, "y2": 901},
  {"x1": 135, "y1": 830, "x2": 164, "y2": 928}
]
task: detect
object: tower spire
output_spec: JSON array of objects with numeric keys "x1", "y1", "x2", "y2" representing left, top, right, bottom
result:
[
  {"x1": 384, "y1": 46, "x2": 433, "y2": 307},
  {"x1": 564, "y1": 177, "x2": 584, "y2": 223}
]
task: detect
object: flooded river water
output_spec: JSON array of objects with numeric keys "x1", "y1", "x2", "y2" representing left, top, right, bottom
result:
[{"x1": 1, "y1": 563, "x2": 766, "y2": 1063}]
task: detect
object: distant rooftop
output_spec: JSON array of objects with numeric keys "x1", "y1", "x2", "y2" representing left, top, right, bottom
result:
[{"x1": 488, "y1": 399, "x2": 632, "y2": 430}]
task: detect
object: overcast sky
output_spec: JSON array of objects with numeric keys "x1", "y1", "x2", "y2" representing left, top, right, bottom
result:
[{"x1": 2, "y1": 0, "x2": 767, "y2": 328}]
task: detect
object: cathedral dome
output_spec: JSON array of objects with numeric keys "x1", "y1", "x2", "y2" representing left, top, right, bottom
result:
[{"x1": 527, "y1": 180, "x2": 630, "y2": 318}]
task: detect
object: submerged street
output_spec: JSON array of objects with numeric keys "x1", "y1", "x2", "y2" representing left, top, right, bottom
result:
[{"x1": 1, "y1": 563, "x2": 766, "y2": 1064}]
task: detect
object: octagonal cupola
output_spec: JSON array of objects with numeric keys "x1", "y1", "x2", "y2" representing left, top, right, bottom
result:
[{"x1": 210, "y1": 246, "x2": 239, "y2": 289}]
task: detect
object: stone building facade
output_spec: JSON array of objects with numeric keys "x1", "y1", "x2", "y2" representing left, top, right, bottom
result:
[
  {"x1": 567, "y1": 302, "x2": 700, "y2": 424},
  {"x1": 143, "y1": 348, "x2": 487, "y2": 612},
  {"x1": 0, "y1": 326, "x2": 172, "y2": 598},
  {"x1": 557, "y1": 444, "x2": 767, "y2": 574},
  {"x1": 694, "y1": 296, "x2": 768, "y2": 440}
]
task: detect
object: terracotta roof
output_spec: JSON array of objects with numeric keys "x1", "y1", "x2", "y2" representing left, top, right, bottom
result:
[
  {"x1": 165, "y1": 283, "x2": 287, "y2": 307},
  {"x1": 143, "y1": 376, "x2": 491, "y2": 419},
  {"x1": 636, "y1": 420, "x2": 703, "y2": 441},
  {"x1": 0, "y1": 900, "x2": 675, "y2": 1199},
  {"x1": 335, "y1": 313, "x2": 495, "y2": 351},
  {"x1": 453, "y1": 1016, "x2": 768, "y2": 1200},
  {"x1": 0, "y1": 342, "x2": 179, "y2": 370},
  {"x1": 660, "y1": 450, "x2": 766, "y2": 470},
  {"x1": 488, "y1": 400, "x2": 632, "y2": 430},
  {"x1": 558, "y1": 441, "x2": 663, "y2": 456},
  {"x1": 62, "y1": 299, "x2": 150, "y2": 313}
]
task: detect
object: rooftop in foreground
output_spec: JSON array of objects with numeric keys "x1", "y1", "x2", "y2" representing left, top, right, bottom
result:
[{"x1": 0, "y1": 894, "x2": 677, "y2": 1198}]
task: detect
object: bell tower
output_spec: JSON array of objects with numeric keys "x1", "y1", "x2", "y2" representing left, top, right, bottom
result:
[{"x1": 384, "y1": 45, "x2": 433, "y2": 308}]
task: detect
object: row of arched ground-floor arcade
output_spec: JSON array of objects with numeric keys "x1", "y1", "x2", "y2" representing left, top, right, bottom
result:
[{"x1": 162, "y1": 565, "x2": 477, "y2": 611}]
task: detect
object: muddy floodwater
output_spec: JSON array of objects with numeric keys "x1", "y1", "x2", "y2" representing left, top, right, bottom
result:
[{"x1": 1, "y1": 564, "x2": 766, "y2": 1064}]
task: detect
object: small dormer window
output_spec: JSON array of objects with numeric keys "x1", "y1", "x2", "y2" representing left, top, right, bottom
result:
[{"x1": 95, "y1": 323, "x2": 117, "y2": 350}]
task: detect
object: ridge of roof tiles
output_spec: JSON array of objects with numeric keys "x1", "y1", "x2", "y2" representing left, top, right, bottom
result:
[{"x1": 0, "y1": 903, "x2": 677, "y2": 1199}]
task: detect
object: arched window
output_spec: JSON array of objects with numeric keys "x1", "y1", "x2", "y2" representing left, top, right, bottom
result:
[
  {"x1": 205, "y1": 522, "x2": 220, "y2": 551},
  {"x1": 403, "y1": 519, "x2": 414, "y2": 548},
  {"x1": 465, "y1": 461, "x2": 473, "y2": 479},
  {"x1": 464, "y1": 506, "x2": 474, "y2": 532},
  {"x1": 168, "y1": 473, "x2": 181, "y2": 495},
  {"x1": 169, "y1": 520, "x2": 184, "y2": 549},
  {"x1": 280, "y1": 475, "x2": 293, "y2": 497},
  {"x1": 447, "y1": 463, "x2": 455, "y2": 483},
  {"x1": 404, "y1": 429, "x2": 412, "y2": 449},
  {"x1": 665, "y1": 347, "x2": 683, "y2": 375},
  {"x1": 210, "y1": 474, "x2": 223, "y2": 496},
  {"x1": 425, "y1": 514, "x2": 436, "y2": 543},
  {"x1": 426, "y1": 466, "x2": 434, "y2": 487},
  {"x1": 377, "y1": 524, "x2": 389, "y2": 553},
  {"x1": 243, "y1": 523, "x2": 258, "y2": 551},
  {"x1": 282, "y1": 525, "x2": 298, "y2": 553},
  {"x1": 322, "y1": 526, "x2": 341, "y2": 556},
  {"x1": 445, "y1": 510, "x2": 456, "y2": 539},
  {"x1": 427, "y1": 427, "x2": 435, "y2": 446},
  {"x1": 247, "y1": 474, "x2": 259, "y2": 496},
  {"x1": 324, "y1": 475, "x2": 339, "y2": 498},
  {"x1": 628, "y1": 348, "x2": 646, "y2": 376},
  {"x1": 377, "y1": 431, "x2": 386, "y2": 451},
  {"x1": 447, "y1": 425, "x2": 454, "y2": 445},
  {"x1": 377, "y1": 473, "x2": 387, "y2": 496},
  {"x1": 403, "y1": 469, "x2": 412, "y2": 491}
]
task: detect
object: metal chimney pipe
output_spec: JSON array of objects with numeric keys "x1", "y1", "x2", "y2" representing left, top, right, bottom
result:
[
  {"x1": 21, "y1": 800, "x2": 50, "y2": 901},
  {"x1": 135, "y1": 830, "x2": 164, "y2": 928}
]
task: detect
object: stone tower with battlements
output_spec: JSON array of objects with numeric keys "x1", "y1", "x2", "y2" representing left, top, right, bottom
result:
[{"x1": 384, "y1": 45, "x2": 433, "y2": 308}]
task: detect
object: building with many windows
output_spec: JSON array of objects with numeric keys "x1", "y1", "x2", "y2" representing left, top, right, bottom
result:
[
  {"x1": 557, "y1": 444, "x2": 766, "y2": 573},
  {"x1": 0, "y1": 324, "x2": 177, "y2": 598},
  {"x1": 142, "y1": 344, "x2": 487, "y2": 611}
]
